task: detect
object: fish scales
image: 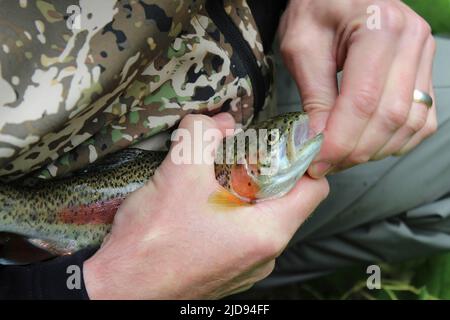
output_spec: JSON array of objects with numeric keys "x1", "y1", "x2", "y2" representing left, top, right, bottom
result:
[{"x1": 0, "y1": 113, "x2": 323, "y2": 258}]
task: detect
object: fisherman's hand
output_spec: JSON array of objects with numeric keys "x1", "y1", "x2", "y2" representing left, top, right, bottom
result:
[
  {"x1": 83, "y1": 113, "x2": 329, "y2": 299},
  {"x1": 279, "y1": 0, "x2": 437, "y2": 177}
]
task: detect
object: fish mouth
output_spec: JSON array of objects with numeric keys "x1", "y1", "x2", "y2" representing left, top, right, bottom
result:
[{"x1": 254, "y1": 117, "x2": 323, "y2": 201}]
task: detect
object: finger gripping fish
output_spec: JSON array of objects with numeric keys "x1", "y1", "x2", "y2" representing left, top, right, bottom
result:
[{"x1": 0, "y1": 113, "x2": 322, "y2": 258}]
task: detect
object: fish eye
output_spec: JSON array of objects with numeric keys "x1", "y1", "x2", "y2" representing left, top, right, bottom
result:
[{"x1": 265, "y1": 130, "x2": 279, "y2": 145}]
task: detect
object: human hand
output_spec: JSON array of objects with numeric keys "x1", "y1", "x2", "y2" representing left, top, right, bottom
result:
[
  {"x1": 83, "y1": 113, "x2": 329, "y2": 299},
  {"x1": 279, "y1": 0, "x2": 437, "y2": 177}
]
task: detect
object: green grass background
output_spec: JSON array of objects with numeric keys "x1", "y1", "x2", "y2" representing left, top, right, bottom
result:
[
  {"x1": 404, "y1": 0, "x2": 450, "y2": 35},
  {"x1": 235, "y1": 252, "x2": 450, "y2": 300}
]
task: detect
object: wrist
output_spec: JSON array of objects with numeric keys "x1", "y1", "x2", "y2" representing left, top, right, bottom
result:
[
  {"x1": 82, "y1": 240, "x2": 171, "y2": 300},
  {"x1": 83, "y1": 255, "x2": 105, "y2": 299}
]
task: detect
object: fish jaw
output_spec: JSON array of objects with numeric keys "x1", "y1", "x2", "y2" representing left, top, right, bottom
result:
[
  {"x1": 215, "y1": 113, "x2": 324, "y2": 203},
  {"x1": 254, "y1": 132, "x2": 324, "y2": 201},
  {"x1": 218, "y1": 113, "x2": 324, "y2": 202}
]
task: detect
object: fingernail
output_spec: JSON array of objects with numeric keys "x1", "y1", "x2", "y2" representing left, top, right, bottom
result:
[{"x1": 309, "y1": 161, "x2": 332, "y2": 178}]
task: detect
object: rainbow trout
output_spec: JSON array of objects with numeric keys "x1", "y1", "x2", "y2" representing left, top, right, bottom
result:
[{"x1": 0, "y1": 113, "x2": 323, "y2": 258}]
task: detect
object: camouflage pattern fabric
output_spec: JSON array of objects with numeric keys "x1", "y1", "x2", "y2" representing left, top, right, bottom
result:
[{"x1": 0, "y1": 0, "x2": 273, "y2": 181}]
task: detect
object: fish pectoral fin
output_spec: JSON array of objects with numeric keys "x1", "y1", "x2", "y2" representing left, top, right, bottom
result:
[
  {"x1": 208, "y1": 187, "x2": 252, "y2": 210},
  {"x1": 27, "y1": 238, "x2": 78, "y2": 256}
]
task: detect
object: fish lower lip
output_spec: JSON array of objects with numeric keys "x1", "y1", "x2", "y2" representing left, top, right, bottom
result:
[
  {"x1": 255, "y1": 134, "x2": 323, "y2": 200},
  {"x1": 287, "y1": 133, "x2": 323, "y2": 170}
]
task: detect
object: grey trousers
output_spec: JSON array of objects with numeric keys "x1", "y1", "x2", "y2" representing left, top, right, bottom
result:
[{"x1": 260, "y1": 36, "x2": 450, "y2": 287}]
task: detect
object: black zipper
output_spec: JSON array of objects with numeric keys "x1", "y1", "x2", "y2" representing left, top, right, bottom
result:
[{"x1": 205, "y1": 0, "x2": 266, "y2": 114}]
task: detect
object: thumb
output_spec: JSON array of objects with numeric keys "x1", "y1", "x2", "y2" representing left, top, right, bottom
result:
[
  {"x1": 211, "y1": 112, "x2": 236, "y2": 137},
  {"x1": 257, "y1": 176, "x2": 330, "y2": 241},
  {"x1": 160, "y1": 113, "x2": 235, "y2": 180}
]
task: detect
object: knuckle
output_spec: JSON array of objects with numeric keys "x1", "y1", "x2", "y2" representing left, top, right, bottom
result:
[
  {"x1": 181, "y1": 114, "x2": 210, "y2": 125},
  {"x1": 198, "y1": 114, "x2": 216, "y2": 127},
  {"x1": 327, "y1": 136, "x2": 354, "y2": 159},
  {"x1": 280, "y1": 38, "x2": 309, "y2": 60},
  {"x1": 409, "y1": 16, "x2": 432, "y2": 40},
  {"x1": 384, "y1": 104, "x2": 409, "y2": 130},
  {"x1": 405, "y1": 112, "x2": 427, "y2": 132},
  {"x1": 350, "y1": 89, "x2": 379, "y2": 120},
  {"x1": 380, "y1": 3, "x2": 406, "y2": 34},
  {"x1": 425, "y1": 117, "x2": 438, "y2": 136},
  {"x1": 178, "y1": 113, "x2": 195, "y2": 128},
  {"x1": 347, "y1": 152, "x2": 371, "y2": 165}
]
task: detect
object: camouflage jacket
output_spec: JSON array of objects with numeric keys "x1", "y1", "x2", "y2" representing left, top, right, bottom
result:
[{"x1": 0, "y1": 0, "x2": 273, "y2": 182}]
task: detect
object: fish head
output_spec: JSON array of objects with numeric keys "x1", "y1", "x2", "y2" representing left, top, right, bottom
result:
[{"x1": 222, "y1": 112, "x2": 323, "y2": 202}]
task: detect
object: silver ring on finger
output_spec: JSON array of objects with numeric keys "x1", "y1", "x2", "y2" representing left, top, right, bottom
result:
[{"x1": 413, "y1": 89, "x2": 433, "y2": 109}]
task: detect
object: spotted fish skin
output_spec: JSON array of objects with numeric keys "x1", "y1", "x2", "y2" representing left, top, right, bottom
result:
[
  {"x1": 0, "y1": 112, "x2": 321, "y2": 257},
  {"x1": 0, "y1": 150, "x2": 165, "y2": 252}
]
